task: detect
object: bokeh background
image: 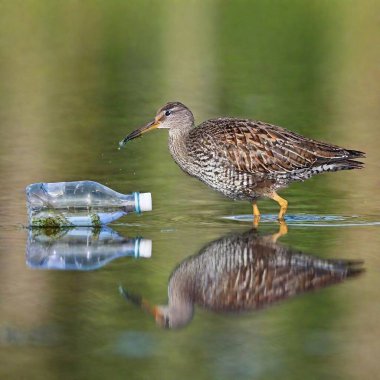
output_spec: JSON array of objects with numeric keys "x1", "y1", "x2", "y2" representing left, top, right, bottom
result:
[{"x1": 0, "y1": 1, "x2": 379, "y2": 379}]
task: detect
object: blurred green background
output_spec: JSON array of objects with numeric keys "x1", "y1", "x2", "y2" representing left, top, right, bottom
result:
[{"x1": 0, "y1": 1, "x2": 379, "y2": 379}]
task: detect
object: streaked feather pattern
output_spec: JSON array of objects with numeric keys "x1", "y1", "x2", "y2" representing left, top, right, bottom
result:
[
  {"x1": 120, "y1": 229, "x2": 363, "y2": 329},
  {"x1": 189, "y1": 118, "x2": 364, "y2": 176},
  {"x1": 168, "y1": 229, "x2": 363, "y2": 314},
  {"x1": 173, "y1": 117, "x2": 365, "y2": 199}
]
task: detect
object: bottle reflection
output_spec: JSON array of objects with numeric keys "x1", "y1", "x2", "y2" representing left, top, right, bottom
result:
[
  {"x1": 120, "y1": 225, "x2": 363, "y2": 329},
  {"x1": 26, "y1": 227, "x2": 152, "y2": 271}
]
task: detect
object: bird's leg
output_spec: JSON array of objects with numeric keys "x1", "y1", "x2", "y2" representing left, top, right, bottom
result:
[
  {"x1": 271, "y1": 220, "x2": 288, "y2": 242},
  {"x1": 270, "y1": 192, "x2": 288, "y2": 220},
  {"x1": 252, "y1": 201, "x2": 260, "y2": 217},
  {"x1": 252, "y1": 201, "x2": 261, "y2": 228}
]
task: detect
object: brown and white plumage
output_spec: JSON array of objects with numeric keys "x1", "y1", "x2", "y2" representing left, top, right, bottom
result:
[
  {"x1": 120, "y1": 102, "x2": 365, "y2": 219},
  {"x1": 192, "y1": 118, "x2": 364, "y2": 176},
  {"x1": 120, "y1": 228, "x2": 363, "y2": 329}
]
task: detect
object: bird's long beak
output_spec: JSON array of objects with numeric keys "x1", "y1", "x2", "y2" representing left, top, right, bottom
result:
[
  {"x1": 119, "y1": 286, "x2": 158, "y2": 317},
  {"x1": 119, "y1": 286, "x2": 169, "y2": 328},
  {"x1": 118, "y1": 116, "x2": 161, "y2": 148}
]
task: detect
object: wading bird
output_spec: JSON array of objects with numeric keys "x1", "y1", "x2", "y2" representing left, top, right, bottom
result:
[
  {"x1": 119, "y1": 102, "x2": 365, "y2": 221},
  {"x1": 120, "y1": 226, "x2": 363, "y2": 329}
]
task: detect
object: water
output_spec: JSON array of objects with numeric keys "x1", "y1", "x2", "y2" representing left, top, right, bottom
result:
[{"x1": 0, "y1": 1, "x2": 379, "y2": 379}]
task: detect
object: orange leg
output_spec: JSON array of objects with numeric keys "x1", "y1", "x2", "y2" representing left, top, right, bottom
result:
[
  {"x1": 270, "y1": 192, "x2": 288, "y2": 220},
  {"x1": 252, "y1": 201, "x2": 261, "y2": 228},
  {"x1": 261, "y1": 220, "x2": 288, "y2": 244},
  {"x1": 271, "y1": 220, "x2": 288, "y2": 242}
]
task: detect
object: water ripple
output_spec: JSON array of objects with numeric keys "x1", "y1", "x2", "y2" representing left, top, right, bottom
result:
[{"x1": 223, "y1": 214, "x2": 380, "y2": 227}]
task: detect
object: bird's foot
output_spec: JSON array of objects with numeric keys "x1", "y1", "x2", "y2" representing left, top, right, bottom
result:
[
  {"x1": 277, "y1": 209, "x2": 288, "y2": 220},
  {"x1": 271, "y1": 220, "x2": 288, "y2": 242},
  {"x1": 252, "y1": 201, "x2": 261, "y2": 228},
  {"x1": 270, "y1": 192, "x2": 288, "y2": 220}
]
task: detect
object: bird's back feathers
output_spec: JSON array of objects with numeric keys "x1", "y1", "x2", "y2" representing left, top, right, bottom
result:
[{"x1": 189, "y1": 118, "x2": 365, "y2": 176}]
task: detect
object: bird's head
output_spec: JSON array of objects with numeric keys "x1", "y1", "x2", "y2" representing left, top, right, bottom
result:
[
  {"x1": 119, "y1": 101, "x2": 194, "y2": 148},
  {"x1": 153, "y1": 304, "x2": 194, "y2": 329},
  {"x1": 119, "y1": 286, "x2": 194, "y2": 329}
]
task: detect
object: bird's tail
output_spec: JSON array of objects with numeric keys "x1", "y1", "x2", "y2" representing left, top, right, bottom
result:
[
  {"x1": 311, "y1": 159, "x2": 365, "y2": 175},
  {"x1": 346, "y1": 149, "x2": 366, "y2": 159},
  {"x1": 331, "y1": 159, "x2": 365, "y2": 171},
  {"x1": 344, "y1": 260, "x2": 366, "y2": 277},
  {"x1": 289, "y1": 255, "x2": 364, "y2": 276}
]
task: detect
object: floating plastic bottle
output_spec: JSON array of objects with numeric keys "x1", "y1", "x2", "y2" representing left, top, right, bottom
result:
[
  {"x1": 26, "y1": 227, "x2": 152, "y2": 271},
  {"x1": 26, "y1": 181, "x2": 152, "y2": 227}
]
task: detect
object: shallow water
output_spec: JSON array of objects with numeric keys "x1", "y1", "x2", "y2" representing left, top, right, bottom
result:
[{"x1": 0, "y1": 1, "x2": 380, "y2": 379}]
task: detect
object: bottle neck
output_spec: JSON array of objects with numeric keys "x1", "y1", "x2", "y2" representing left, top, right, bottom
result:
[{"x1": 118, "y1": 193, "x2": 137, "y2": 213}]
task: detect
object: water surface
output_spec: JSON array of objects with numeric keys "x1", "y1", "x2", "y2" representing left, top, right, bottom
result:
[{"x1": 0, "y1": 1, "x2": 379, "y2": 379}]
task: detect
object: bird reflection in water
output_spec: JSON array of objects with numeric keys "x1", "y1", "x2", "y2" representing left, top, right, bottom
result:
[{"x1": 120, "y1": 223, "x2": 363, "y2": 329}]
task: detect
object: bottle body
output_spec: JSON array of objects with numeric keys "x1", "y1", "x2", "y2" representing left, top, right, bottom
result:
[
  {"x1": 26, "y1": 227, "x2": 152, "y2": 270},
  {"x1": 26, "y1": 181, "x2": 152, "y2": 227}
]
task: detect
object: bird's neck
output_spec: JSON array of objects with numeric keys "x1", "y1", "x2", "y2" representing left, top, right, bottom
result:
[
  {"x1": 168, "y1": 126, "x2": 192, "y2": 169},
  {"x1": 167, "y1": 272, "x2": 195, "y2": 328}
]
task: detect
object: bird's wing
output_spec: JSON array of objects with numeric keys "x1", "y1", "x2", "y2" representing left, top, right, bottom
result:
[{"x1": 189, "y1": 118, "x2": 364, "y2": 175}]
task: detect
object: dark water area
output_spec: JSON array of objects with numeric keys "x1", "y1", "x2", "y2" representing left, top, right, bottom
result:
[{"x1": 0, "y1": 1, "x2": 379, "y2": 379}]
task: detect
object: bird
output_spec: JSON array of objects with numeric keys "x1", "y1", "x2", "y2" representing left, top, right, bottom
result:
[
  {"x1": 120, "y1": 226, "x2": 363, "y2": 329},
  {"x1": 119, "y1": 102, "x2": 365, "y2": 221}
]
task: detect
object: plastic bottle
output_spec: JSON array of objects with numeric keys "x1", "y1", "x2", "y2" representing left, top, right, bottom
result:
[
  {"x1": 26, "y1": 227, "x2": 152, "y2": 271},
  {"x1": 26, "y1": 181, "x2": 152, "y2": 227}
]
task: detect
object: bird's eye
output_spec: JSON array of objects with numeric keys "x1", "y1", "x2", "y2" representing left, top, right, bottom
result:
[{"x1": 165, "y1": 110, "x2": 171, "y2": 116}]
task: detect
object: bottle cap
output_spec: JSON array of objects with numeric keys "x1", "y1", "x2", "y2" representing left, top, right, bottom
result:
[
  {"x1": 139, "y1": 192, "x2": 152, "y2": 212},
  {"x1": 137, "y1": 239, "x2": 152, "y2": 258}
]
